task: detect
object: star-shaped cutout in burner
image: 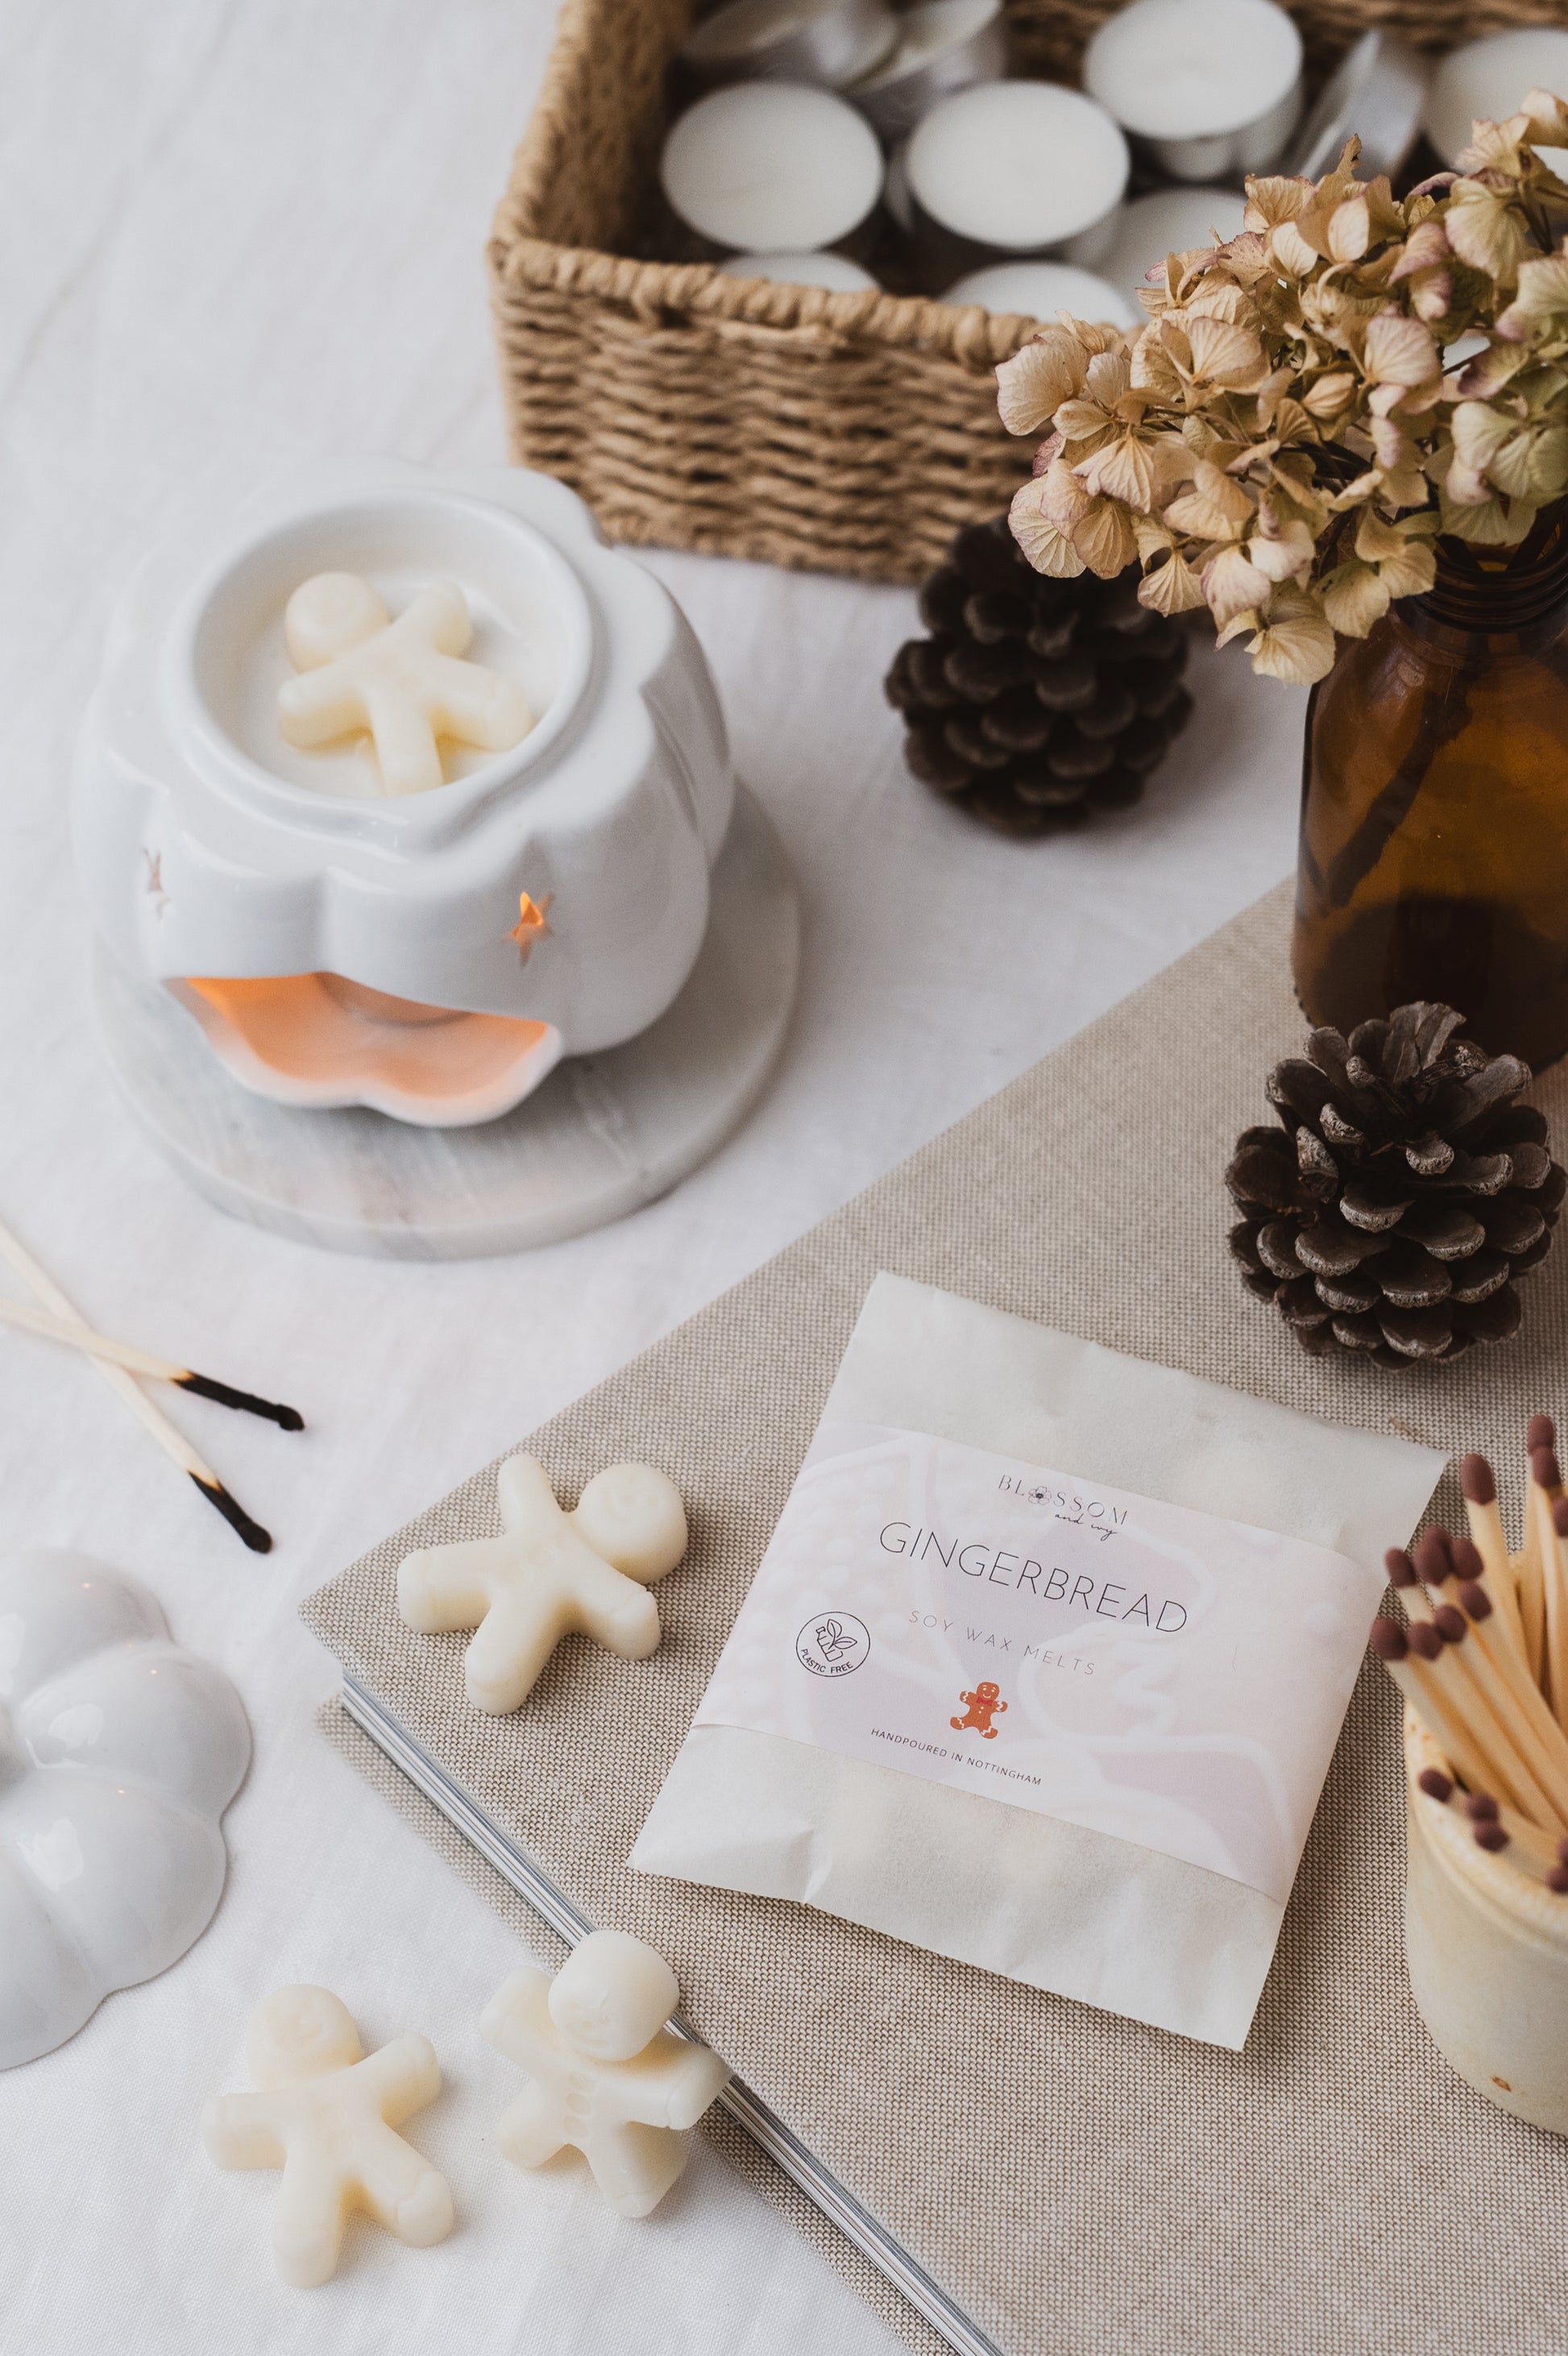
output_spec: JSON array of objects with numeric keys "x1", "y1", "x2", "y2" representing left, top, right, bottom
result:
[{"x1": 510, "y1": 891, "x2": 553, "y2": 963}]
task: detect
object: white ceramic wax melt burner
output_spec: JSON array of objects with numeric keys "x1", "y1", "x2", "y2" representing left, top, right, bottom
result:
[
  {"x1": 75, "y1": 462, "x2": 799, "y2": 1253},
  {"x1": 75, "y1": 458, "x2": 732, "y2": 1126}
]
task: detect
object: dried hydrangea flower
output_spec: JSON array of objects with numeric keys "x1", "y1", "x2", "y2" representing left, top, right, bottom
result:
[{"x1": 994, "y1": 93, "x2": 1568, "y2": 684}]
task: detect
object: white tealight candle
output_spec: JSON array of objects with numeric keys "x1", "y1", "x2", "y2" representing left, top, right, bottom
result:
[
  {"x1": 944, "y1": 258, "x2": 1136, "y2": 325},
  {"x1": 1085, "y1": 0, "x2": 1303, "y2": 181},
  {"x1": 719, "y1": 248, "x2": 880, "y2": 291},
  {"x1": 1425, "y1": 30, "x2": 1568, "y2": 171},
  {"x1": 662, "y1": 81, "x2": 886, "y2": 252},
  {"x1": 906, "y1": 81, "x2": 1130, "y2": 256},
  {"x1": 848, "y1": 0, "x2": 1008, "y2": 140},
  {"x1": 1098, "y1": 186, "x2": 1248, "y2": 308}
]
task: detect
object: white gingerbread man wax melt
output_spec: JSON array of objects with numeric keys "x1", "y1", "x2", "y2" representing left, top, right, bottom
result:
[
  {"x1": 278, "y1": 571, "x2": 533, "y2": 795},
  {"x1": 481, "y1": 1931, "x2": 731, "y2": 2218},
  {"x1": 396, "y1": 1454, "x2": 689, "y2": 1715},
  {"x1": 201, "y1": 1985, "x2": 454, "y2": 2286}
]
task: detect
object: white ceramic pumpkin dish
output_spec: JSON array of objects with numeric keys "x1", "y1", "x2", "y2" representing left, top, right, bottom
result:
[{"x1": 0, "y1": 1549, "x2": 251, "y2": 2068}]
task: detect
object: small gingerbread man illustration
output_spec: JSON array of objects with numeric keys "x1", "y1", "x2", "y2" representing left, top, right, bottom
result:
[
  {"x1": 951, "y1": 1680, "x2": 1007, "y2": 1739},
  {"x1": 480, "y1": 1931, "x2": 731, "y2": 2218},
  {"x1": 201, "y1": 1985, "x2": 453, "y2": 2286}
]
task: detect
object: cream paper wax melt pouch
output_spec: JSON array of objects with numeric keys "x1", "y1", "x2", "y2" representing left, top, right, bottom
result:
[{"x1": 631, "y1": 1275, "x2": 1445, "y2": 2048}]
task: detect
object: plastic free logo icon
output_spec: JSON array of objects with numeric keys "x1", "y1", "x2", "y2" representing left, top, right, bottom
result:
[{"x1": 796, "y1": 1613, "x2": 870, "y2": 1678}]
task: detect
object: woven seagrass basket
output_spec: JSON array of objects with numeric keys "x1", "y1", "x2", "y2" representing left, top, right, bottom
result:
[{"x1": 488, "y1": 0, "x2": 1568, "y2": 584}]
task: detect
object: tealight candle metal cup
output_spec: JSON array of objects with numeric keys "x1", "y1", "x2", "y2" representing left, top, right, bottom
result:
[
  {"x1": 847, "y1": 0, "x2": 1008, "y2": 143},
  {"x1": 1286, "y1": 28, "x2": 1427, "y2": 184},
  {"x1": 903, "y1": 81, "x2": 1130, "y2": 291},
  {"x1": 662, "y1": 81, "x2": 886, "y2": 255},
  {"x1": 1404, "y1": 1712, "x2": 1568, "y2": 2135},
  {"x1": 1425, "y1": 27, "x2": 1568, "y2": 172},
  {"x1": 680, "y1": 0, "x2": 899, "y2": 91},
  {"x1": 1085, "y1": 0, "x2": 1302, "y2": 184}
]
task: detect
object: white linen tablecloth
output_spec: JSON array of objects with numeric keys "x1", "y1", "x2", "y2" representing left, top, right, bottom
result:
[{"x1": 0, "y1": 4, "x2": 1301, "y2": 2348}]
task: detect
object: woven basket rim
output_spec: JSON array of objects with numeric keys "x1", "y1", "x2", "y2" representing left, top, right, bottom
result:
[{"x1": 487, "y1": 224, "x2": 1049, "y2": 366}]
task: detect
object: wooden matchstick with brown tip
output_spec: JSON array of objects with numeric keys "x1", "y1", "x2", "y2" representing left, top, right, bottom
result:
[
  {"x1": 1384, "y1": 1536, "x2": 1553, "y2": 1828},
  {"x1": 1548, "y1": 1490, "x2": 1568, "y2": 1732},
  {"x1": 1411, "y1": 1763, "x2": 1568, "y2": 1888},
  {"x1": 1459, "y1": 1454, "x2": 1529, "y2": 1661},
  {"x1": 1518, "y1": 1426, "x2": 1557, "y2": 1686},
  {"x1": 1433, "y1": 1577, "x2": 1568, "y2": 1831},
  {"x1": 1402, "y1": 1615, "x2": 1558, "y2": 1827},
  {"x1": 1371, "y1": 1618, "x2": 1515, "y2": 1811}
]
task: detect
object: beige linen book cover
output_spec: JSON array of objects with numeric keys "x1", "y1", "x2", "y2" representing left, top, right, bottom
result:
[{"x1": 304, "y1": 881, "x2": 1568, "y2": 2356}]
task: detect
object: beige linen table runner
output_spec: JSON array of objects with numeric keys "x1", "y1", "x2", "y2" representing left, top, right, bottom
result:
[{"x1": 305, "y1": 879, "x2": 1568, "y2": 2356}]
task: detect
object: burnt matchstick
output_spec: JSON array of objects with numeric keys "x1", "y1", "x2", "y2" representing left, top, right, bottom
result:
[
  {"x1": 0, "y1": 1217, "x2": 273, "y2": 1555},
  {"x1": 0, "y1": 1295, "x2": 303, "y2": 1429}
]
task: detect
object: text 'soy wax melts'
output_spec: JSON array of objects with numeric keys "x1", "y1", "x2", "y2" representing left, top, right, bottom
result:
[
  {"x1": 847, "y1": 0, "x2": 1008, "y2": 143},
  {"x1": 906, "y1": 83, "x2": 1130, "y2": 262},
  {"x1": 1097, "y1": 186, "x2": 1248, "y2": 309},
  {"x1": 481, "y1": 1931, "x2": 731, "y2": 2218},
  {"x1": 661, "y1": 82, "x2": 886, "y2": 255},
  {"x1": 1425, "y1": 30, "x2": 1568, "y2": 170},
  {"x1": 944, "y1": 259, "x2": 1136, "y2": 326},
  {"x1": 202, "y1": 1986, "x2": 453, "y2": 2287},
  {"x1": 633, "y1": 1274, "x2": 1445, "y2": 2049},
  {"x1": 718, "y1": 250, "x2": 880, "y2": 292},
  {"x1": 1085, "y1": 0, "x2": 1303, "y2": 182},
  {"x1": 277, "y1": 571, "x2": 533, "y2": 797},
  {"x1": 680, "y1": 0, "x2": 898, "y2": 91},
  {"x1": 397, "y1": 1454, "x2": 689, "y2": 1714}
]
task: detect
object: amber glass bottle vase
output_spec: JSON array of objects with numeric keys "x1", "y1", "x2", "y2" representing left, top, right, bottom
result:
[{"x1": 1294, "y1": 516, "x2": 1568, "y2": 1072}]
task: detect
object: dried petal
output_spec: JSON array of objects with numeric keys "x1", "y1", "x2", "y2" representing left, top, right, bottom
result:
[
  {"x1": 996, "y1": 330, "x2": 1087, "y2": 435},
  {"x1": 1009, "y1": 477, "x2": 1087, "y2": 578},
  {"x1": 1244, "y1": 588, "x2": 1338, "y2": 685},
  {"x1": 1363, "y1": 311, "x2": 1440, "y2": 390},
  {"x1": 1136, "y1": 548, "x2": 1206, "y2": 615},
  {"x1": 1204, "y1": 542, "x2": 1275, "y2": 628},
  {"x1": 1071, "y1": 497, "x2": 1139, "y2": 578},
  {"x1": 1076, "y1": 433, "x2": 1159, "y2": 508}
]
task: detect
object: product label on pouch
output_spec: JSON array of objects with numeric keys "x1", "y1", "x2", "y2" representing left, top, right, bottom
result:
[{"x1": 693, "y1": 1420, "x2": 1371, "y2": 1904}]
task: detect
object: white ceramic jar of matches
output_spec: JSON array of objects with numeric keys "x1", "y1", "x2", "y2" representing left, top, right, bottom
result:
[
  {"x1": 1085, "y1": 0, "x2": 1303, "y2": 183},
  {"x1": 1404, "y1": 1711, "x2": 1568, "y2": 2134},
  {"x1": 72, "y1": 458, "x2": 736, "y2": 1130}
]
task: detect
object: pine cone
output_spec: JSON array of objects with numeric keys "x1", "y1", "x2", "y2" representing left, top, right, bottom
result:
[
  {"x1": 885, "y1": 516, "x2": 1194, "y2": 836},
  {"x1": 1227, "y1": 1003, "x2": 1566, "y2": 1368}
]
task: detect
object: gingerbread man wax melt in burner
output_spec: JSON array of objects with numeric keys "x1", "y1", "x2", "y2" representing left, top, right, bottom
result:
[{"x1": 73, "y1": 458, "x2": 799, "y2": 1250}]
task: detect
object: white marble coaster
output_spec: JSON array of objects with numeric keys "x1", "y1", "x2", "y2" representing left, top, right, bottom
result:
[{"x1": 93, "y1": 787, "x2": 799, "y2": 1259}]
